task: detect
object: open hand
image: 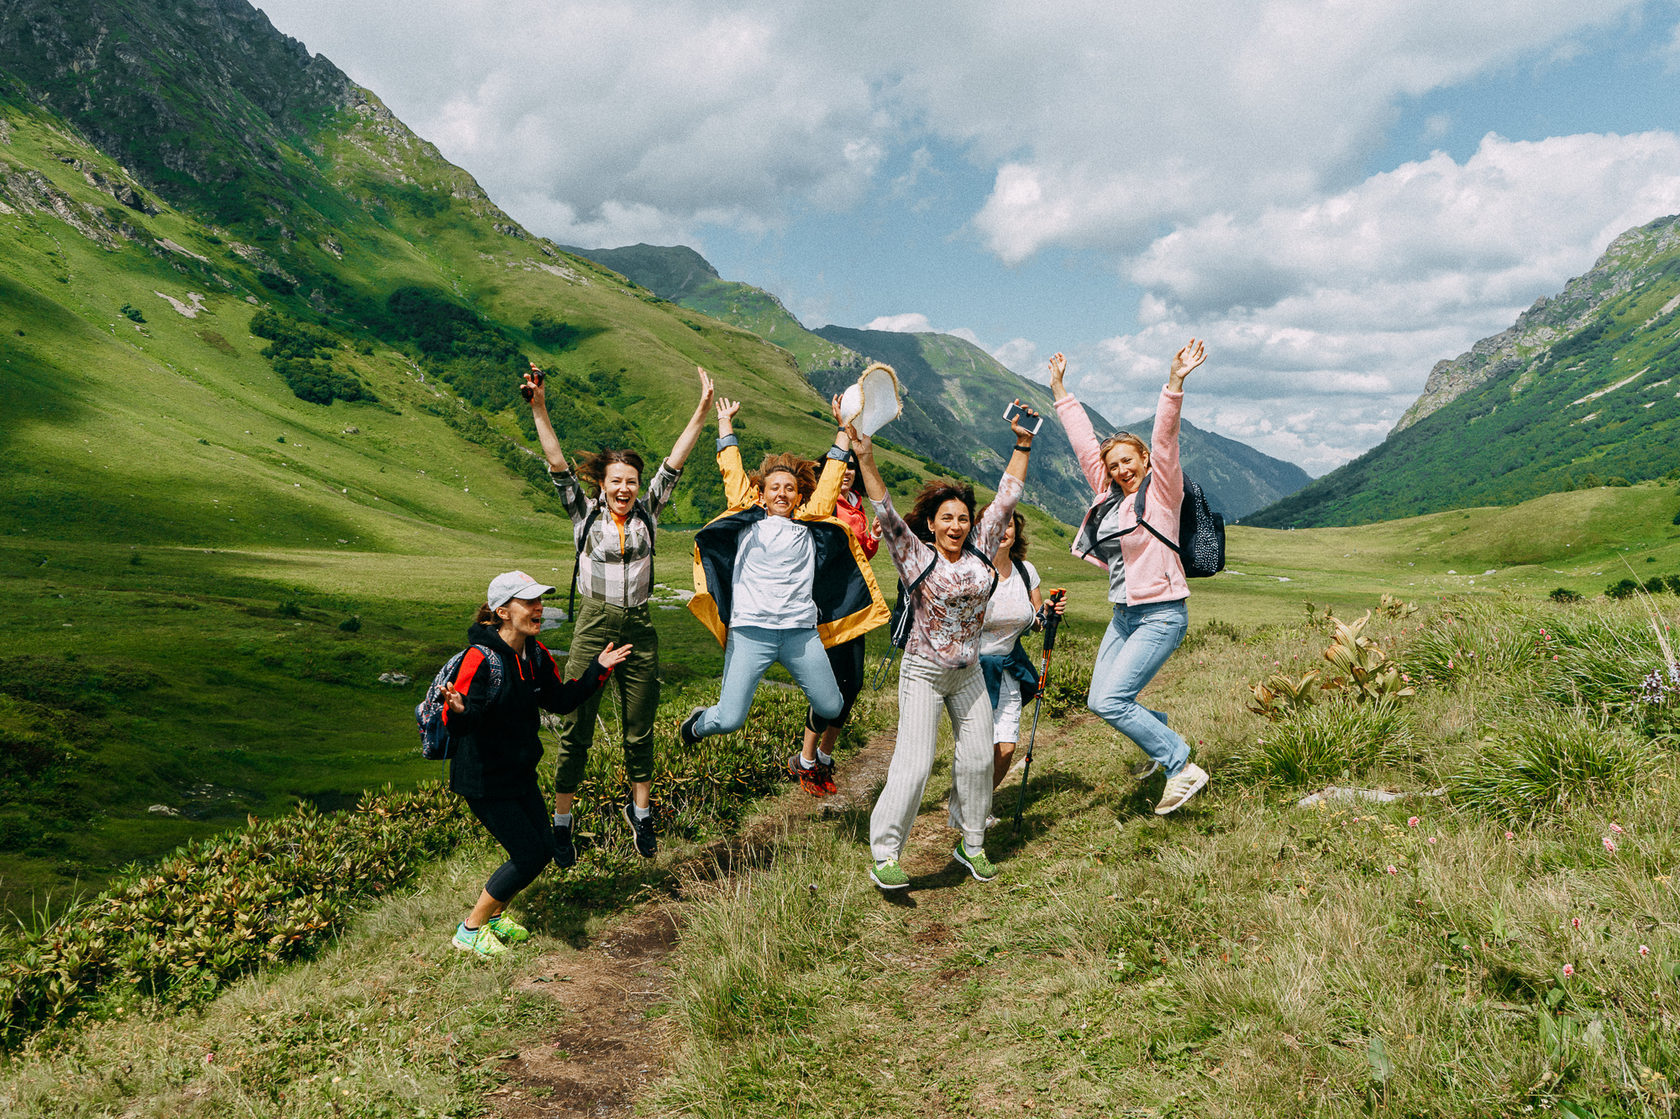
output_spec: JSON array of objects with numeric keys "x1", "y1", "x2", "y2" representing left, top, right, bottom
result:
[
  {"x1": 695, "y1": 366, "x2": 714, "y2": 411},
  {"x1": 598, "y1": 641, "x2": 634, "y2": 672},
  {"x1": 715, "y1": 397, "x2": 741, "y2": 424},
  {"x1": 1168, "y1": 339, "x2": 1206, "y2": 388},
  {"x1": 1048, "y1": 352, "x2": 1066, "y2": 387},
  {"x1": 438, "y1": 681, "x2": 466, "y2": 715},
  {"x1": 831, "y1": 393, "x2": 845, "y2": 427}
]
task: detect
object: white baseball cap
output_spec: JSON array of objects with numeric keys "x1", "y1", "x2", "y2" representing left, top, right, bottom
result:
[{"x1": 486, "y1": 570, "x2": 556, "y2": 609}]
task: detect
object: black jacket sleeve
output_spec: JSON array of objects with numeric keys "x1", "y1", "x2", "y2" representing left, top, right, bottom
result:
[{"x1": 535, "y1": 643, "x2": 612, "y2": 715}]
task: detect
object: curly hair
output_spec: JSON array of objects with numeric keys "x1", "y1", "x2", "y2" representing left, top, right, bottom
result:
[
  {"x1": 575, "y1": 448, "x2": 646, "y2": 492},
  {"x1": 905, "y1": 480, "x2": 976, "y2": 545},
  {"x1": 750, "y1": 453, "x2": 818, "y2": 501},
  {"x1": 977, "y1": 505, "x2": 1028, "y2": 563}
]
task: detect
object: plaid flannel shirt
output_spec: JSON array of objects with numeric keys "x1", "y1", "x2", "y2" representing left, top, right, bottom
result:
[{"x1": 551, "y1": 460, "x2": 681, "y2": 607}]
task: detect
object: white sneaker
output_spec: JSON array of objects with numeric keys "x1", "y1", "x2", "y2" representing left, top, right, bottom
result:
[{"x1": 1154, "y1": 763, "x2": 1208, "y2": 816}]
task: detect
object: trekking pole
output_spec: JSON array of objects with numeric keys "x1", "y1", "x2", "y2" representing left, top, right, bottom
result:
[{"x1": 1014, "y1": 589, "x2": 1065, "y2": 834}]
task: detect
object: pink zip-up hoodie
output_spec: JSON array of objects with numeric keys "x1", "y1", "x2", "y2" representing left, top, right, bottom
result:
[{"x1": 1055, "y1": 388, "x2": 1189, "y2": 605}]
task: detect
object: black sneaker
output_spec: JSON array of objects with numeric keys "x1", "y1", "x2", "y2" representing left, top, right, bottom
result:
[
  {"x1": 552, "y1": 821, "x2": 576, "y2": 869},
  {"x1": 679, "y1": 706, "x2": 705, "y2": 747},
  {"x1": 622, "y1": 801, "x2": 657, "y2": 858}
]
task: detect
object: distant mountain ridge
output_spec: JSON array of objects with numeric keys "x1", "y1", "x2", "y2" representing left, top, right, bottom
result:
[
  {"x1": 568, "y1": 244, "x2": 1312, "y2": 521},
  {"x1": 1250, "y1": 214, "x2": 1680, "y2": 528}
]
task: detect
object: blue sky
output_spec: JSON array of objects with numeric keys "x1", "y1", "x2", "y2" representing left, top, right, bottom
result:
[{"x1": 258, "y1": 1, "x2": 1680, "y2": 474}]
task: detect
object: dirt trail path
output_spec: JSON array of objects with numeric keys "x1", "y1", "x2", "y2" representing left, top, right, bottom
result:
[{"x1": 488, "y1": 730, "x2": 905, "y2": 1119}]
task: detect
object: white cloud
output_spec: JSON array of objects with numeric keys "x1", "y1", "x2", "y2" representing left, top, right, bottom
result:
[
  {"x1": 863, "y1": 312, "x2": 933, "y2": 333},
  {"x1": 1063, "y1": 130, "x2": 1680, "y2": 473},
  {"x1": 990, "y1": 337, "x2": 1039, "y2": 375}
]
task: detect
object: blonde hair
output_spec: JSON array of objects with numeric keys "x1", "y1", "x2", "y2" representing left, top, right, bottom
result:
[{"x1": 1099, "y1": 433, "x2": 1148, "y2": 468}]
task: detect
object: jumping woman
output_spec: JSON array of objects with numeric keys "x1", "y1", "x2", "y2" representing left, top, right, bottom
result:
[
  {"x1": 525, "y1": 362, "x2": 713, "y2": 860},
  {"x1": 438, "y1": 571, "x2": 632, "y2": 957},
  {"x1": 850, "y1": 407, "x2": 1038, "y2": 890},
  {"x1": 1049, "y1": 341, "x2": 1210, "y2": 815},
  {"x1": 792, "y1": 396, "x2": 883, "y2": 797},
  {"x1": 683, "y1": 397, "x2": 888, "y2": 747}
]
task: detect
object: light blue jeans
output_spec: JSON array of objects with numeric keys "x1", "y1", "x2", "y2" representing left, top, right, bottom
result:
[
  {"x1": 1087, "y1": 600, "x2": 1192, "y2": 778},
  {"x1": 694, "y1": 625, "x2": 842, "y2": 738}
]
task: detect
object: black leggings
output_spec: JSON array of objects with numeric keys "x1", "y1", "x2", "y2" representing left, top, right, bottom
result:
[
  {"x1": 807, "y1": 635, "x2": 867, "y2": 735},
  {"x1": 465, "y1": 782, "x2": 553, "y2": 903}
]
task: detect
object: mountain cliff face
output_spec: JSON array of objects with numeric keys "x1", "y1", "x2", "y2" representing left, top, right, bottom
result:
[
  {"x1": 1250, "y1": 214, "x2": 1680, "y2": 527},
  {"x1": 1394, "y1": 217, "x2": 1680, "y2": 433}
]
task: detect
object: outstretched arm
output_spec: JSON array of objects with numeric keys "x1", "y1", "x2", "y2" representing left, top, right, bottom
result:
[
  {"x1": 848, "y1": 423, "x2": 888, "y2": 503},
  {"x1": 1004, "y1": 404, "x2": 1038, "y2": 485},
  {"x1": 1047, "y1": 351, "x2": 1071, "y2": 403},
  {"x1": 664, "y1": 366, "x2": 715, "y2": 471},
  {"x1": 1166, "y1": 338, "x2": 1205, "y2": 393},
  {"x1": 714, "y1": 397, "x2": 754, "y2": 509},
  {"x1": 525, "y1": 362, "x2": 570, "y2": 474}
]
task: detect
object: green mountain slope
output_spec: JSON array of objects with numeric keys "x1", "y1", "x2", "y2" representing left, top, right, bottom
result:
[
  {"x1": 0, "y1": 0, "x2": 957, "y2": 907},
  {"x1": 1250, "y1": 214, "x2": 1680, "y2": 528}
]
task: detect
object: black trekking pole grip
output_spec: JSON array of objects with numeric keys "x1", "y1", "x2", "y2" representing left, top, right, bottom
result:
[{"x1": 1041, "y1": 589, "x2": 1066, "y2": 654}]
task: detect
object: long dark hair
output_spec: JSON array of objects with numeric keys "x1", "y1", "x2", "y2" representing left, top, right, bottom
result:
[
  {"x1": 978, "y1": 505, "x2": 1027, "y2": 563},
  {"x1": 906, "y1": 480, "x2": 976, "y2": 546}
]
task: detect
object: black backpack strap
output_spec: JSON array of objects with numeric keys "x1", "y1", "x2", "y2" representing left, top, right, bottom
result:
[{"x1": 568, "y1": 505, "x2": 602, "y2": 621}]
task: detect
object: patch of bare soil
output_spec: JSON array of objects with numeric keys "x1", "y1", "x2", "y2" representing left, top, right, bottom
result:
[{"x1": 488, "y1": 727, "x2": 903, "y2": 1119}]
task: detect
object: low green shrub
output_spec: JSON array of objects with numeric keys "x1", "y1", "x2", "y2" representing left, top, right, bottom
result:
[
  {"x1": 1450, "y1": 711, "x2": 1655, "y2": 823},
  {"x1": 1605, "y1": 578, "x2": 1639, "y2": 600},
  {"x1": 1549, "y1": 587, "x2": 1582, "y2": 604},
  {"x1": 0, "y1": 784, "x2": 475, "y2": 1045},
  {"x1": 1233, "y1": 695, "x2": 1413, "y2": 787}
]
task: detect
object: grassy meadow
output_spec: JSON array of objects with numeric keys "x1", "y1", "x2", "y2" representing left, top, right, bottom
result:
[{"x1": 1, "y1": 476, "x2": 1678, "y2": 1116}]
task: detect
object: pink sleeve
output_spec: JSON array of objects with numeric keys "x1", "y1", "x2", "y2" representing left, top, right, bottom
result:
[
  {"x1": 971, "y1": 473, "x2": 1023, "y2": 557},
  {"x1": 1149, "y1": 387, "x2": 1184, "y2": 518},
  {"x1": 1055, "y1": 395, "x2": 1109, "y2": 496}
]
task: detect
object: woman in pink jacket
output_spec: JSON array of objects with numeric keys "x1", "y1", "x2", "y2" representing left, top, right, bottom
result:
[{"x1": 1049, "y1": 339, "x2": 1209, "y2": 816}]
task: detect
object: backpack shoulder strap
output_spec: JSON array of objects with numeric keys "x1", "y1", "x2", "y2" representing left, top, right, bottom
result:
[{"x1": 568, "y1": 505, "x2": 604, "y2": 619}]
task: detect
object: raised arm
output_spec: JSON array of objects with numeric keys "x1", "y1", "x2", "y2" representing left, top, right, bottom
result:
[
  {"x1": 849, "y1": 423, "x2": 932, "y2": 583},
  {"x1": 1051, "y1": 353, "x2": 1108, "y2": 495},
  {"x1": 1004, "y1": 403, "x2": 1037, "y2": 485},
  {"x1": 804, "y1": 396, "x2": 854, "y2": 518},
  {"x1": 524, "y1": 362, "x2": 570, "y2": 474},
  {"x1": 664, "y1": 366, "x2": 715, "y2": 472},
  {"x1": 713, "y1": 397, "x2": 755, "y2": 509},
  {"x1": 1047, "y1": 351, "x2": 1071, "y2": 403}
]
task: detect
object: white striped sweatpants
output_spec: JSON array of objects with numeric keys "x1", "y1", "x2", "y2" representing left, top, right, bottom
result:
[{"x1": 869, "y1": 654, "x2": 994, "y2": 862}]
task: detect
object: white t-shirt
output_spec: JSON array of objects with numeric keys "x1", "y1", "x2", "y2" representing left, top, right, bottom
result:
[
  {"x1": 729, "y1": 515, "x2": 818, "y2": 629},
  {"x1": 979, "y1": 560, "x2": 1040, "y2": 656}
]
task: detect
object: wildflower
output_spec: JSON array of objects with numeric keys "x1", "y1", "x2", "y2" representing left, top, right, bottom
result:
[
  {"x1": 1572, "y1": 917, "x2": 1581, "y2": 929},
  {"x1": 1386, "y1": 865, "x2": 1397, "y2": 875},
  {"x1": 1408, "y1": 816, "x2": 1419, "y2": 828},
  {"x1": 1563, "y1": 964, "x2": 1575, "y2": 977},
  {"x1": 1640, "y1": 945, "x2": 1651, "y2": 957},
  {"x1": 1427, "y1": 836, "x2": 1438, "y2": 845},
  {"x1": 1446, "y1": 659, "x2": 1454, "y2": 670},
  {"x1": 1505, "y1": 831, "x2": 1514, "y2": 840},
  {"x1": 1610, "y1": 822, "x2": 1624, "y2": 834},
  {"x1": 1604, "y1": 837, "x2": 1618, "y2": 854},
  {"x1": 204, "y1": 1052, "x2": 215, "y2": 1064},
  {"x1": 1552, "y1": 655, "x2": 1560, "y2": 662}
]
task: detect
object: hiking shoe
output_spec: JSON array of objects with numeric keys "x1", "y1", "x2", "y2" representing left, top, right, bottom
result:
[
  {"x1": 814, "y1": 758, "x2": 838, "y2": 795},
  {"x1": 552, "y1": 821, "x2": 577, "y2": 869},
  {"x1": 486, "y1": 913, "x2": 529, "y2": 944},
  {"x1": 1154, "y1": 762, "x2": 1209, "y2": 816},
  {"x1": 869, "y1": 859, "x2": 910, "y2": 890},
  {"x1": 452, "y1": 922, "x2": 507, "y2": 958},
  {"x1": 622, "y1": 801, "x2": 657, "y2": 858},
  {"x1": 788, "y1": 753, "x2": 828, "y2": 797},
  {"x1": 678, "y1": 706, "x2": 705, "y2": 746},
  {"x1": 952, "y1": 844, "x2": 998, "y2": 883}
]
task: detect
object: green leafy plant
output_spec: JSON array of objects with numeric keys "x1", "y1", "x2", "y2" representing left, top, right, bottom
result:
[{"x1": 1451, "y1": 711, "x2": 1655, "y2": 822}]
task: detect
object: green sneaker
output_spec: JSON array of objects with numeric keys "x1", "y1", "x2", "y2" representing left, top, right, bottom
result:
[
  {"x1": 869, "y1": 858, "x2": 910, "y2": 890},
  {"x1": 452, "y1": 922, "x2": 508, "y2": 958},
  {"x1": 486, "y1": 913, "x2": 529, "y2": 944},
  {"x1": 952, "y1": 844, "x2": 997, "y2": 882}
]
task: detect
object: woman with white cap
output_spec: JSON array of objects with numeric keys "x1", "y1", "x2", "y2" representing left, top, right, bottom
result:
[{"x1": 436, "y1": 571, "x2": 632, "y2": 957}]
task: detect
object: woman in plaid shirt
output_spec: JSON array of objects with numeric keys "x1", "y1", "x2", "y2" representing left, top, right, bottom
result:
[{"x1": 525, "y1": 363, "x2": 714, "y2": 861}]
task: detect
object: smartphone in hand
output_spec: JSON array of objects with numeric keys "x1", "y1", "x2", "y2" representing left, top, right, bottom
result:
[{"x1": 1003, "y1": 398, "x2": 1043, "y2": 436}]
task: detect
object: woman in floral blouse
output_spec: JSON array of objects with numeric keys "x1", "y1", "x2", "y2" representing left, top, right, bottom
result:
[{"x1": 848, "y1": 407, "x2": 1039, "y2": 890}]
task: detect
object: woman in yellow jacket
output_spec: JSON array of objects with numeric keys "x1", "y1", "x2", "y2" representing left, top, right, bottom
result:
[{"x1": 681, "y1": 396, "x2": 889, "y2": 744}]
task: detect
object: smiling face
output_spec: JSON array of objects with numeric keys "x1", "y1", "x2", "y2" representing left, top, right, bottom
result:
[
  {"x1": 932, "y1": 497, "x2": 972, "y2": 558},
  {"x1": 763, "y1": 469, "x2": 801, "y2": 517},
  {"x1": 994, "y1": 515, "x2": 1016, "y2": 562},
  {"x1": 496, "y1": 595, "x2": 545, "y2": 641},
  {"x1": 601, "y1": 462, "x2": 642, "y2": 519},
  {"x1": 1103, "y1": 442, "x2": 1149, "y2": 495},
  {"x1": 841, "y1": 465, "x2": 857, "y2": 494}
]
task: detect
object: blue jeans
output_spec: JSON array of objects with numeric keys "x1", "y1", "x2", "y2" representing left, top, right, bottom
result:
[
  {"x1": 694, "y1": 625, "x2": 842, "y2": 738},
  {"x1": 1087, "y1": 600, "x2": 1192, "y2": 777}
]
